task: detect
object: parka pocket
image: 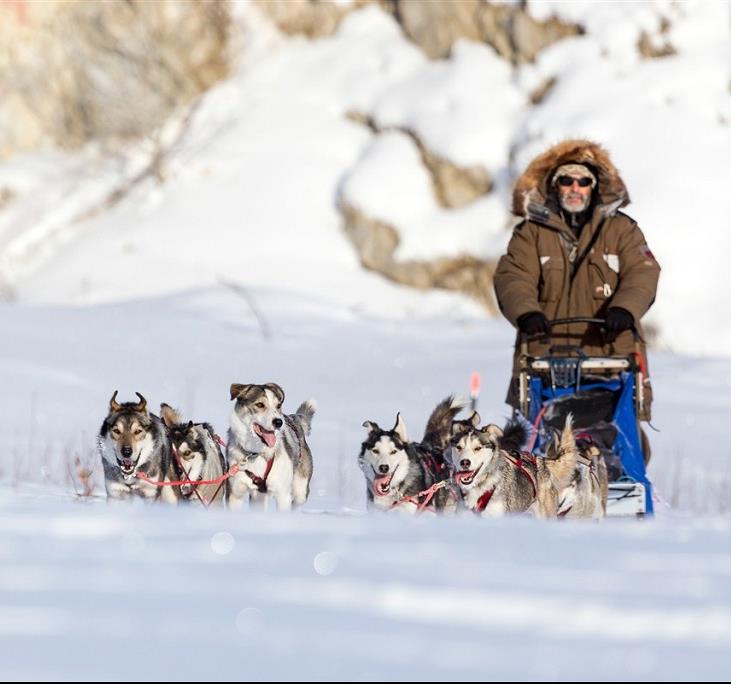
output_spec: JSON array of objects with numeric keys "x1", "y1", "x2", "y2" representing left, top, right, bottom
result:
[
  {"x1": 538, "y1": 259, "x2": 563, "y2": 302},
  {"x1": 589, "y1": 255, "x2": 619, "y2": 300}
]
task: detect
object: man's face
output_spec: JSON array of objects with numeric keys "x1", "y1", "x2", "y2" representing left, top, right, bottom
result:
[{"x1": 556, "y1": 175, "x2": 593, "y2": 213}]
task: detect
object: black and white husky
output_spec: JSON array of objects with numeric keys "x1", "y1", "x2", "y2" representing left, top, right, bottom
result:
[
  {"x1": 160, "y1": 404, "x2": 228, "y2": 507},
  {"x1": 97, "y1": 391, "x2": 175, "y2": 503},
  {"x1": 226, "y1": 383, "x2": 315, "y2": 511},
  {"x1": 450, "y1": 418, "x2": 577, "y2": 518},
  {"x1": 359, "y1": 396, "x2": 462, "y2": 514}
]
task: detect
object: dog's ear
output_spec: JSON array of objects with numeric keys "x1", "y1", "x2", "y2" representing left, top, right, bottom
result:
[
  {"x1": 160, "y1": 403, "x2": 181, "y2": 428},
  {"x1": 109, "y1": 390, "x2": 122, "y2": 412},
  {"x1": 362, "y1": 420, "x2": 379, "y2": 434},
  {"x1": 469, "y1": 410, "x2": 481, "y2": 427},
  {"x1": 481, "y1": 424, "x2": 503, "y2": 440},
  {"x1": 264, "y1": 383, "x2": 285, "y2": 405},
  {"x1": 133, "y1": 392, "x2": 147, "y2": 413},
  {"x1": 393, "y1": 413, "x2": 408, "y2": 442},
  {"x1": 230, "y1": 383, "x2": 252, "y2": 401}
]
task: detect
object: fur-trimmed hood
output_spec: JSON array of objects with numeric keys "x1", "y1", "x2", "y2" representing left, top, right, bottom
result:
[{"x1": 512, "y1": 139, "x2": 630, "y2": 218}]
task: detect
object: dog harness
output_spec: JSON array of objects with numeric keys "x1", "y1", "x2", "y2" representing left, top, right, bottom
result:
[
  {"x1": 474, "y1": 487, "x2": 495, "y2": 513},
  {"x1": 389, "y1": 480, "x2": 453, "y2": 513},
  {"x1": 243, "y1": 455, "x2": 275, "y2": 493}
]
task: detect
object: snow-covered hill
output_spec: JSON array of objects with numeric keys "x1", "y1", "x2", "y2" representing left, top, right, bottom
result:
[{"x1": 0, "y1": 0, "x2": 728, "y2": 352}]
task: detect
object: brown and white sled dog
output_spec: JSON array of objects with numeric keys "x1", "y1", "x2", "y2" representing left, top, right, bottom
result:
[
  {"x1": 160, "y1": 404, "x2": 228, "y2": 507},
  {"x1": 226, "y1": 383, "x2": 315, "y2": 511},
  {"x1": 556, "y1": 429, "x2": 609, "y2": 520},
  {"x1": 534, "y1": 416, "x2": 583, "y2": 518},
  {"x1": 97, "y1": 391, "x2": 176, "y2": 503},
  {"x1": 359, "y1": 396, "x2": 462, "y2": 515},
  {"x1": 450, "y1": 418, "x2": 576, "y2": 518}
]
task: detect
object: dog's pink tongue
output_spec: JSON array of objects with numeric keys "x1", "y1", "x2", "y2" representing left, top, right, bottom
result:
[
  {"x1": 254, "y1": 423, "x2": 277, "y2": 448},
  {"x1": 455, "y1": 470, "x2": 473, "y2": 484},
  {"x1": 372, "y1": 474, "x2": 391, "y2": 496}
]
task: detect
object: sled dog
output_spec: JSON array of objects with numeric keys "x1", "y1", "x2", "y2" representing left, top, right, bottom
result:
[
  {"x1": 160, "y1": 404, "x2": 228, "y2": 506},
  {"x1": 359, "y1": 396, "x2": 462, "y2": 514},
  {"x1": 98, "y1": 391, "x2": 175, "y2": 503},
  {"x1": 226, "y1": 383, "x2": 315, "y2": 511}
]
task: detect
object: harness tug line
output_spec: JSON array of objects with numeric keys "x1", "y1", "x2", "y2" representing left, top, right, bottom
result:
[{"x1": 135, "y1": 434, "x2": 233, "y2": 507}]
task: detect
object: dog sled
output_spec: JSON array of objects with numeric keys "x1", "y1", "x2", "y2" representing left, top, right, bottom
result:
[{"x1": 518, "y1": 317, "x2": 653, "y2": 517}]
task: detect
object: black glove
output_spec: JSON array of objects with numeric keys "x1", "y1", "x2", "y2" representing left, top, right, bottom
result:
[
  {"x1": 604, "y1": 307, "x2": 634, "y2": 334},
  {"x1": 517, "y1": 311, "x2": 550, "y2": 336}
]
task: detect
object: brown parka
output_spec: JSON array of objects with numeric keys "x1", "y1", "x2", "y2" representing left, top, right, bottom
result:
[{"x1": 494, "y1": 140, "x2": 660, "y2": 420}]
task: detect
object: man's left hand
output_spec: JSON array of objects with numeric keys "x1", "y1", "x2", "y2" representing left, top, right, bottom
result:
[{"x1": 604, "y1": 307, "x2": 634, "y2": 339}]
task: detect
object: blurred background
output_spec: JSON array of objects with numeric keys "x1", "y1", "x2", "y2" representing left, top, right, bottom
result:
[{"x1": 0, "y1": 0, "x2": 728, "y2": 352}]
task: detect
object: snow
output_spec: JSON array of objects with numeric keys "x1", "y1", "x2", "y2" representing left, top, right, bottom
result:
[
  {"x1": 1, "y1": 1, "x2": 731, "y2": 679},
  {"x1": 339, "y1": 130, "x2": 508, "y2": 260},
  {"x1": 2, "y1": 490, "x2": 731, "y2": 680},
  {"x1": 0, "y1": 2, "x2": 728, "y2": 354},
  {"x1": 371, "y1": 39, "x2": 525, "y2": 170}
]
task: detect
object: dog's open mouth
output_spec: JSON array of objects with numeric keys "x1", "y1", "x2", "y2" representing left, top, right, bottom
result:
[
  {"x1": 117, "y1": 458, "x2": 136, "y2": 476},
  {"x1": 455, "y1": 465, "x2": 481, "y2": 486},
  {"x1": 372, "y1": 466, "x2": 398, "y2": 497},
  {"x1": 253, "y1": 423, "x2": 277, "y2": 448}
]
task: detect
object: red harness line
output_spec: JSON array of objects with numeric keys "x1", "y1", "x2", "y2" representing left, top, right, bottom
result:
[
  {"x1": 475, "y1": 487, "x2": 495, "y2": 513},
  {"x1": 135, "y1": 441, "x2": 238, "y2": 507},
  {"x1": 390, "y1": 480, "x2": 450, "y2": 512},
  {"x1": 504, "y1": 452, "x2": 537, "y2": 498},
  {"x1": 135, "y1": 465, "x2": 239, "y2": 489}
]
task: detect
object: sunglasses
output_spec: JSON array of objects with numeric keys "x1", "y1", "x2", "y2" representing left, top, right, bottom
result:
[{"x1": 557, "y1": 175, "x2": 594, "y2": 188}]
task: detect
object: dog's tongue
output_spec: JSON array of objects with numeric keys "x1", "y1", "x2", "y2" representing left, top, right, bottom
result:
[
  {"x1": 255, "y1": 424, "x2": 277, "y2": 448},
  {"x1": 372, "y1": 473, "x2": 392, "y2": 496},
  {"x1": 455, "y1": 470, "x2": 474, "y2": 484}
]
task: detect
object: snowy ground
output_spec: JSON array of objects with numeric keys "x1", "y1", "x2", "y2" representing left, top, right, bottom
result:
[{"x1": 2, "y1": 493, "x2": 731, "y2": 682}]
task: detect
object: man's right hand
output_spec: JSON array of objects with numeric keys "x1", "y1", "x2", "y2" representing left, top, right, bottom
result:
[{"x1": 517, "y1": 311, "x2": 550, "y2": 336}]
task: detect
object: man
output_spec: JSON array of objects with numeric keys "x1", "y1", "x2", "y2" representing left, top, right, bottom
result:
[{"x1": 493, "y1": 139, "x2": 660, "y2": 460}]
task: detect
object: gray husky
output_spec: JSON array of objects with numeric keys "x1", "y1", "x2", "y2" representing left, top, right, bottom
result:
[
  {"x1": 97, "y1": 391, "x2": 175, "y2": 503},
  {"x1": 160, "y1": 404, "x2": 228, "y2": 507},
  {"x1": 556, "y1": 429, "x2": 609, "y2": 519},
  {"x1": 450, "y1": 417, "x2": 577, "y2": 518},
  {"x1": 359, "y1": 396, "x2": 462, "y2": 514},
  {"x1": 226, "y1": 383, "x2": 315, "y2": 511}
]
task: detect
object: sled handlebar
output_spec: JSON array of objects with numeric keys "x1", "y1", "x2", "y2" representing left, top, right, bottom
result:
[{"x1": 520, "y1": 316, "x2": 642, "y2": 344}]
